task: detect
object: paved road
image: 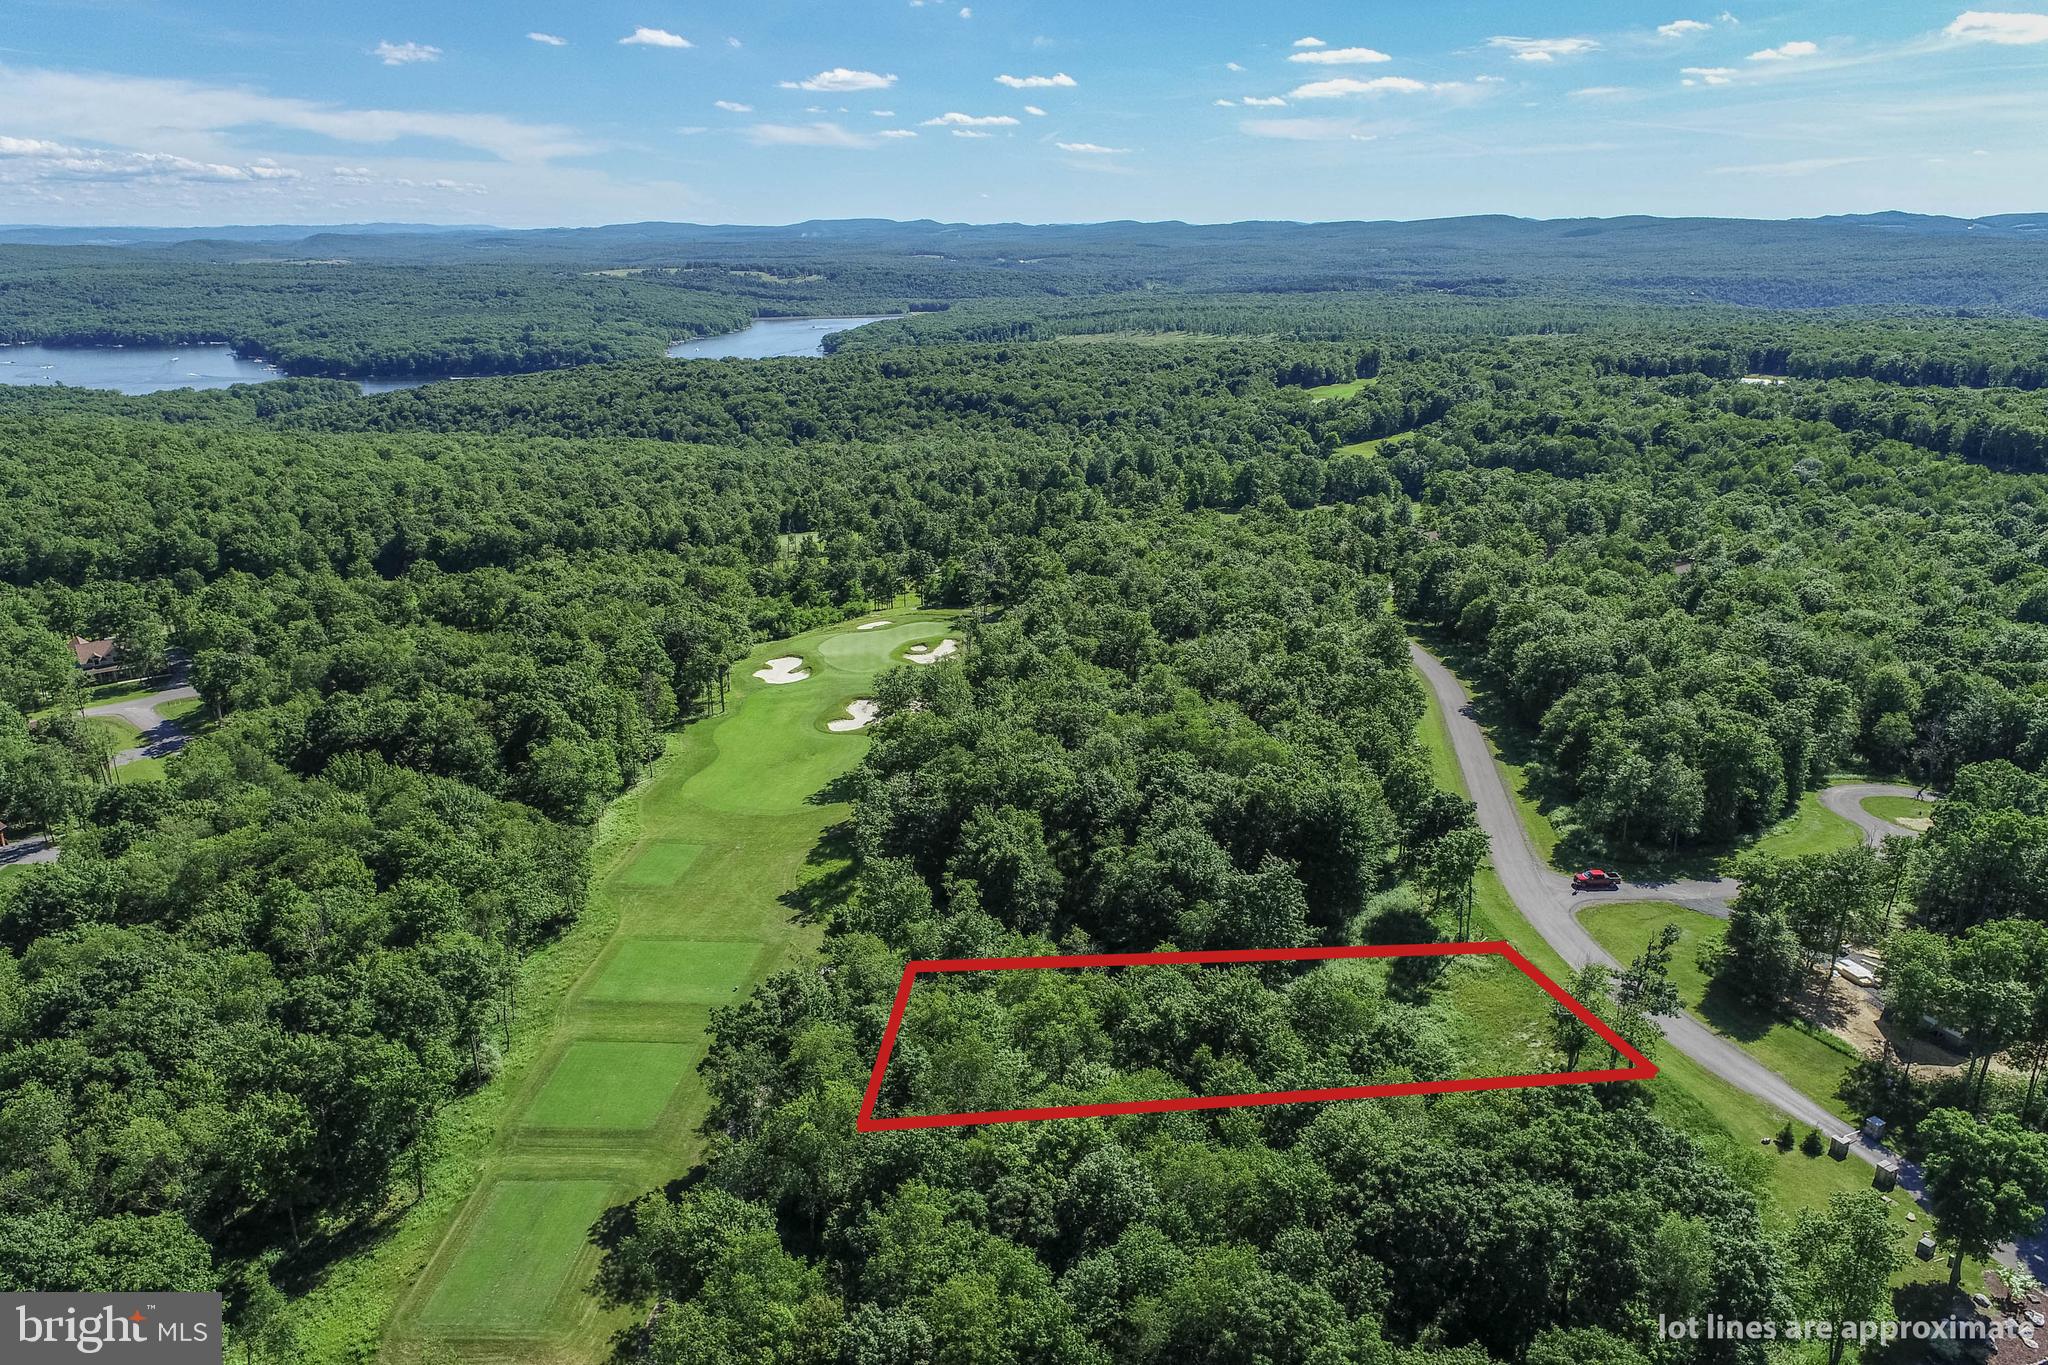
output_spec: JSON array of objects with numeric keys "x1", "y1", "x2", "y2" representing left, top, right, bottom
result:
[
  {"x1": 10, "y1": 679, "x2": 203, "y2": 866},
  {"x1": 82, "y1": 682, "x2": 200, "y2": 768},
  {"x1": 1577, "y1": 783, "x2": 1928, "y2": 920},
  {"x1": 1820, "y1": 781, "x2": 1932, "y2": 845},
  {"x1": 0, "y1": 835, "x2": 60, "y2": 868},
  {"x1": 1410, "y1": 642, "x2": 1869, "y2": 1146}
]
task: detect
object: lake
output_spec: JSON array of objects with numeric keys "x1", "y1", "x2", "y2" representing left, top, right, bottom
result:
[
  {"x1": 0, "y1": 315, "x2": 899, "y2": 396},
  {"x1": 0, "y1": 342, "x2": 286, "y2": 394},
  {"x1": 666, "y1": 315, "x2": 900, "y2": 360}
]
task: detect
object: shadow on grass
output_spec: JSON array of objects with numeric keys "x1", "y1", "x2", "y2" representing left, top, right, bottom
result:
[
  {"x1": 781, "y1": 821, "x2": 859, "y2": 925},
  {"x1": 266, "y1": 1204, "x2": 404, "y2": 1301},
  {"x1": 1695, "y1": 979, "x2": 1790, "y2": 1047},
  {"x1": 808, "y1": 768, "x2": 863, "y2": 807}
]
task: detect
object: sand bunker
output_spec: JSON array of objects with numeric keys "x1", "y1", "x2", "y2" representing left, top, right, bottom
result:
[
  {"x1": 753, "y1": 656, "x2": 810, "y2": 685},
  {"x1": 857, "y1": 620, "x2": 893, "y2": 631},
  {"x1": 906, "y1": 638, "x2": 960, "y2": 665},
  {"x1": 828, "y1": 700, "x2": 880, "y2": 732},
  {"x1": 1896, "y1": 815, "x2": 1934, "y2": 832}
]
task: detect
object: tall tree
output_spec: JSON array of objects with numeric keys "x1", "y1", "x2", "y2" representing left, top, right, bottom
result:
[
  {"x1": 1783, "y1": 1191, "x2": 1904, "y2": 1365},
  {"x1": 1920, "y1": 1108, "x2": 2048, "y2": 1292}
]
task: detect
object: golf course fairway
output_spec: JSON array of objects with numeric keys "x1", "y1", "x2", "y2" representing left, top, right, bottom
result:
[{"x1": 383, "y1": 610, "x2": 958, "y2": 1363}]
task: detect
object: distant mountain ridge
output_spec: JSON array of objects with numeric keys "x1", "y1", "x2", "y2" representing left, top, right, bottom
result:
[{"x1": 5, "y1": 212, "x2": 2048, "y2": 252}]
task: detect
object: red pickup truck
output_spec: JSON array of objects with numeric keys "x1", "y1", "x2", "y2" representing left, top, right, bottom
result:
[{"x1": 1572, "y1": 868, "x2": 1622, "y2": 892}]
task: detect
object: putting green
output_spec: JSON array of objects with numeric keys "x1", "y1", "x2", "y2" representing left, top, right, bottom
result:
[
  {"x1": 523, "y1": 1041, "x2": 697, "y2": 1131},
  {"x1": 612, "y1": 840, "x2": 703, "y2": 888},
  {"x1": 416, "y1": 1180, "x2": 614, "y2": 1332},
  {"x1": 586, "y1": 939, "x2": 761, "y2": 1005},
  {"x1": 383, "y1": 604, "x2": 954, "y2": 1363}
]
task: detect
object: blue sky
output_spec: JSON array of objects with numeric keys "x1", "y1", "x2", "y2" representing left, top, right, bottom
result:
[{"x1": 2, "y1": 1, "x2": 2045, "y2": 226}]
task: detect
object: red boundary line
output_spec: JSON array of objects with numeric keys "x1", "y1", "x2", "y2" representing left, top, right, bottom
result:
[{"x1": 856, "y1": 940, "x2": 1656, "y2": 1131}]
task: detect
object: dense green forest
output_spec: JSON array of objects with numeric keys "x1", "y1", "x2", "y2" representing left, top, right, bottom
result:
[
  {"x1": 0, "y1": 255, "x2": 757, "y2": 377},
  {"x1": 8, "y1": 212, "x2": 2048, "y2": 385},
  {"x1": 6, "y1": 284, "x2": 2048, "y2": 1361}
]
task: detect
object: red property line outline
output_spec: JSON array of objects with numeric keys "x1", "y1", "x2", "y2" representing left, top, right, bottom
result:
[{"x1": 856, "y1": 940, "x2": 1657, "y2": 1132}]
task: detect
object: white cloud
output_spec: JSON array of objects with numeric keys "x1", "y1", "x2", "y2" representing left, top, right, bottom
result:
[
  {"x1": 1944, "y1": 11, "x2": 2048, "y2": 43},
  {"x1": 1748, "y1": 40, "x2": 1818, "y2": 59},
  {"x1": 1293, "y1": 36, "x2": 1327, "y2": 48},
  {"x1": 1290, "y1": 75, "x2": 1431, "y2": 98},
  {"x1": 1487, "y1": 36, "x2": 1600, "y2": 62},
  {"x1": 781, "y1": 67, "x2": 897, "y2": 91},
  {"x1": 1057, "y1": 141, "x2": 1129, "y2": 154},
  {"x1": 1681, "y1": 65, "x2": 1737, "y2": 84},
  {"x1": 527, "y1": 32, "x2": 567, "y2": 47},
  {"x1": 331, "y1": 165, "x2": 373, "y2": 183},
  {"x1": 1242, "y1": 116, "x2": 1377, "y2": 141},
  {"x1": 877, "y1": 128, "x2": 918, "y2": 138},
  {"x1": 1225, "y1": 61, "x2": 1245, "y2": 72},
  {"x1": 0, "y1": 134, "x2": 303, "y2": 183},
  {"x1": 952, "y1": 128, "x2": 993, "y2": 138},
  {"x1": 713, "y1": 100, "x2": 753, "y2": 113},
  {"x1": 995, "y1": 72, "x2": 1077, "y2": 88},
  {"x1": 395, "y1": 175, "x2": 487, "y2": 194},
  {"x1": 1569, "y1": 85, "x2": 1633, "y2": 97},
  {"x1": 872, "y1": 109, "x2": 897, "y2": 116},
  {"x1": 1240, "y1": 95, "x2": 1288, "y2": 106},
  {"x1": 1288, "y1": 47, "x2": 1393, "y2": 65},
  {"x1": 1657, "y1": 19, "x2": 1711, "y2": 37},
  {"x1": 1214, "y1": 98, "x2": 1236, "y2": 106},
  {"x1": 728, "y1": 37, "x2": 742, "y2": 48},
  {"x1": 922, "y1": 111, "x2": 1020, "y2": 125},
  {"x1": 620, "y1": 28, "x2": 691, "y2": 48},
  {"x1": 747, "y1": 121, "x2": 888, "y2": 148},
  {"x1": 0, "y1": 62, "x2": 592, "y2": 163},
  {"x1": 373, "y1": 41, "x2": 442, "y2": 66},
  {"x1": 1023, "y1": 105, "x2": 1048, "y2": 116}
]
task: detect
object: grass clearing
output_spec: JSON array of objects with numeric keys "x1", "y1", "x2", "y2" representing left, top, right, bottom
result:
[
  {"x1": 115, "y1": 757, "x2": 166, "y2": 784},
  {"x1": 1303, "y1": 376, "x2": 1375, "y2": 400},
  {"x1": 368, "y1": 609, "x2": 958, "y2": 1365},
  {"x1": 1580, "y1": 901, "x2": 1861, "y2": 1124},
  {"x1": 585, "y1": 939, "x2": 761, "y2": 1005},
  {"x1": 523, "y1": 1042, "x2": 698, "y2": 1131},
  {"x1": 1862, "y1": 794, "x2": 1936, "y2": 827},
  {"x1": 1332, "y1": 434, "x2": 1401, "y2": 457},
  {"x1": 79, "y1": 715, "x2": 142, "y2": 748},
  {"x1": 611, "y1": 840, "x2": 703, "y2": 888},
  {"x1": 414, "y1": 1181, "x2": 616, "y2": 1333},
  {"x1": 1747, "y1": 791, "x2": 1861, "y2": 862},
  {"x1": 157, "y1": 697, "x2": 207, "y2": 727}
]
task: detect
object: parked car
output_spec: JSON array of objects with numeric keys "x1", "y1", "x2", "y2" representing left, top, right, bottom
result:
[{"x1": 1572, "y1": 868, "x2": 1622, "y2": 892}]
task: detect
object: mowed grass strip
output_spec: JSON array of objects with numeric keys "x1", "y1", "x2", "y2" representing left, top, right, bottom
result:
[
  {"x1": 612, "y1": 840, "x2": 703, "y2": 888},
  {"x1": 585, "y1": 939, "x2": 761, "y2": 1005},
  {"x1": 416, "y1": 1180, "x2": 615, "y2": 1333},
  {"x1": 383, "y1": 608, "x2": 952, "y2": 1361},
  {"x1": 523, "y1": 1041, "x2": 698, "y2": 1131}
]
